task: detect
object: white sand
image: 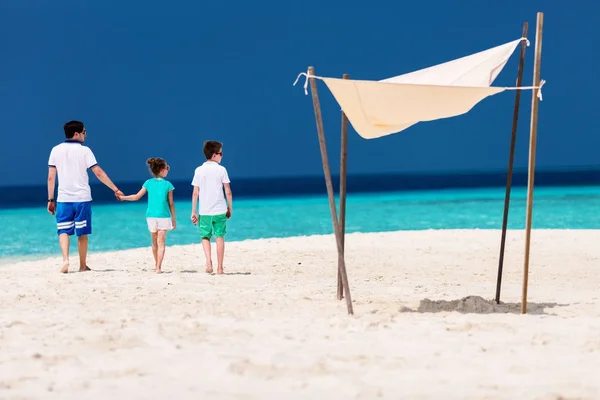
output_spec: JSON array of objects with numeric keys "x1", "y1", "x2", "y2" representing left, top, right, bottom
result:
[{"x1": 1, "y1": 229, "x2": 600, "y2": 399}]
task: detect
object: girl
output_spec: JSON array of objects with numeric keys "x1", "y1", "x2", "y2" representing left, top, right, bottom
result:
[{"x1": 119, "y1": 158, "x2": 176, "y2": 274}]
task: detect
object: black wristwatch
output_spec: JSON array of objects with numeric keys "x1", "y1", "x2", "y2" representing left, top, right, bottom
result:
[{"x1": 48, "y1": 199, "x2": 54, "y2": 202}]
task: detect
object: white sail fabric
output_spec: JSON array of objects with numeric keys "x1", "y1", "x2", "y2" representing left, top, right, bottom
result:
[{"x1": 295, "y1": 38, "x2": 542, "y2": 139}]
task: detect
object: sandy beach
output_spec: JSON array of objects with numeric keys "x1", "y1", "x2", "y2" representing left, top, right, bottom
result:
[{"x1": 1, "y1": 229, "x2": 600, "y2": 399}]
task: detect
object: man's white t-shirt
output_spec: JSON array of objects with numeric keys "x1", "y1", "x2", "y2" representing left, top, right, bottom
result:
[
  {"x1": 191, "y1": 161, "x2": 230, "y2": 216},
  {"x1": 48, "y1": 141, "x2": 98, "y2": 202}
]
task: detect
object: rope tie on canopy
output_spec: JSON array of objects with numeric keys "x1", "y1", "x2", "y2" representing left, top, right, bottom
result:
[{"x1": 293, "y1": 70, "x2": 314, "y2": 95}]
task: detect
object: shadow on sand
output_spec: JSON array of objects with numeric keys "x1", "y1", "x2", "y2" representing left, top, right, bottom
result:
[
  {"x1": 399, "y1": 295, "x2": 567, "y2": 315},
  {"x1": 179, "y1": 270, "x2": 251, "y2": 276},
  {"x1": 215, "y1": 272, "x2": 252, "y2": 276}
]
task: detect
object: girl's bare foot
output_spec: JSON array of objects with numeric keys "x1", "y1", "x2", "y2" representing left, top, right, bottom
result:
[
  {"x1": 156, "y1": 269, "x2": 162, "y2": 274},
  {"x1": 217, "y1": 268, "x2": 224, "y2": 275},
  {"x1": 79, "y1": 265, "x2": 91, "y2": 272},
  {"x1": 60, "y1": 261, "x2": 69, "y2": 274},
  {"x1": 205, "y1": 262, "x2": 213, "y2": 274}
]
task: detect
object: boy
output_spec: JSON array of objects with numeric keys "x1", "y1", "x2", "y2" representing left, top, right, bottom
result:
[
  {"x1": 190, "y1": 140, "x2": 232, "y2": 275},
  {"x1": 47, "y1": 120, "x2": 123, "y2": 273}
]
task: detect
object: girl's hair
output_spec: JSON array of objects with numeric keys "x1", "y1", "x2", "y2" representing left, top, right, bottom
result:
[{"x1": 147, "y1": 157, "x2": 167, "y2": 176}]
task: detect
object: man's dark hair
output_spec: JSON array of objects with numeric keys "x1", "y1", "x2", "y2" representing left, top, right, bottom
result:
[
  {"x1": 64, "y1": 120, "x2": 84, "y2": 139},
  {"x1": 203, "y1": 140, "x2": 223, "y2": 160}
]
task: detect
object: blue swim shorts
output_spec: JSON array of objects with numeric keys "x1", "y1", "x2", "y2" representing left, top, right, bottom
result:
[{"x1": 56, "y1": 201, "x2": 92, "y2": 236}]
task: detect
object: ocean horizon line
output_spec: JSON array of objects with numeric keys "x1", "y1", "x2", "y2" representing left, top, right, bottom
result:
[{"x1": 3, "y1": 168, "x2": 600, "y2": 209}]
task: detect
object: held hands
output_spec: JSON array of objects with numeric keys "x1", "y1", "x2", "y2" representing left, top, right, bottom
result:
[{"x1": 114, "y1": 189, "x2": 124, "y2": 201}]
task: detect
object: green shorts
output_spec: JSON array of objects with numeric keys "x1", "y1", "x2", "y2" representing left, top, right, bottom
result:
[{"x1": 199, "y1": 213, "x2": 227, "y2": 239}]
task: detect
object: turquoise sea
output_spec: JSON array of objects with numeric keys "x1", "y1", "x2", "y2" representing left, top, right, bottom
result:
[{"x1": 1, "y1": 185, "x2": 599, "y2": 262}]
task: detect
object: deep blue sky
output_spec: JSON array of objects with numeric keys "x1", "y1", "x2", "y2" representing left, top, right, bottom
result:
[{"x1": 0, "y1": 0, "x2": 598, "y2": 187}]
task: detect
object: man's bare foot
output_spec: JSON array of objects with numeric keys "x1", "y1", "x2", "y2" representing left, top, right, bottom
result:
[
  {"x1": 205, "y1": 263, "x2": 213, "y2": 274},
  {"x1": 79, "y1": 265, "x2": 91, "y2": 272},
  {"x1": 156, "y1": 269, "x2": 162, "y2": 274},
  {"x1": 60, "y1": 261, "x2": 69, "y2": 274},
  {"x1": 217, "y1": 268, "x2": 224, "y2": 275}
]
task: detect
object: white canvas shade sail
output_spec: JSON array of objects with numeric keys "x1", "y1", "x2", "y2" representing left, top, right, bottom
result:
[{"x1": 294, "y1": 38, "x2": 545, "y2": 139}]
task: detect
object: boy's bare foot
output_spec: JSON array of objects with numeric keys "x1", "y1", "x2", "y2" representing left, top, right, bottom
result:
[
  {"x1": 205, "y1": 263, "x2": 213, "y2": 274},
  {"x1": 60, "y1": 261, "x2": 69, "y2": 274},
  {"x1": 79, "y1": 265, "x2": 91, "y2": 272},
  {"x1": 217, "y1": 268, "x2": 224, "y2": 275}
]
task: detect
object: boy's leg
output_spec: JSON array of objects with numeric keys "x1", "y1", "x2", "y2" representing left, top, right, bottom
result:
[
  {"x1": 156, "y1": 230, "x2": 167, "y2": 273},
  {"x1": 74, "y1": 202, "x2": 92, "y2": 271},
  {"x1": 215, "y1": 237, "x2": 225, "y2": 274},
  {"x1": 202, "y1": 239, "x2": 212, "y2": 273},
  {"x1": 199, "y1": 216, "x2": 213, "y2": 273},
  {"x1": 56, "y1": 202, "x2": 76, "y2": 273},
  {"x1": 213, "y1": 214, "x2": 228, "y2": 275}
]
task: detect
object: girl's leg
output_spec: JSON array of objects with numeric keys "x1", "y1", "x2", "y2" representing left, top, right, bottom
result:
[
  {"x1": 156, "y1": 230, "x2": 167, "y2": 273},
  {"x1": 150, "y1": 232, "x2": 158, "y2": 269}
]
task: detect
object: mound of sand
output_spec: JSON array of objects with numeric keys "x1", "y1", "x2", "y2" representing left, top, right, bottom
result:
[{"x1": 412, "y1": 295, "x2": 556, "y2": 314}]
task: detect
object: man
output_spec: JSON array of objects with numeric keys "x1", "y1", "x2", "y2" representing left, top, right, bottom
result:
[{"x1": 47, "y1": 120, "x2": 123, "y2": 273}]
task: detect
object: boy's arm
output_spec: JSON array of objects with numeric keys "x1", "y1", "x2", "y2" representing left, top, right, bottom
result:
[
  {"x1": 168, "y1": 190, "x2": 176, "y2": 229},
  {"x1": 223, "y1": 182, "x2": 233, "y2": 218},
  {"x1": 119, "y1": 187, "x2": 147, "y2": 201},
  {"x1": 47, "y1": 166, "x2": 57, "y2": 215},
  {"x1": 191, "y1": 186, "x2": 199, "y2": 224}
]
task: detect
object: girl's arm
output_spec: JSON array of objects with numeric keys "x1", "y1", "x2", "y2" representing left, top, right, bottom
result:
[
  {"x1": 168, "y1": 190, "x2": 176, "y2": 229},
  {"x1": 119, "y1": 187, "x2": 147, "y2": 201}
]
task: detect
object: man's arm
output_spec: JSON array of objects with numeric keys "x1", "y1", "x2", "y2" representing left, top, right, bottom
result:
[
  {"x1": 191, "y1": 186, "x2": 199, "y2": 224},
  {"x1": 47, "y1": 167, "x2": 57, "y2": 215},
  {"x1": 90, "y1": 165, "x2": 122, "y2": 197},
  {"x1": 223, "y1": 182, "x2": 232, "y2": 218}
]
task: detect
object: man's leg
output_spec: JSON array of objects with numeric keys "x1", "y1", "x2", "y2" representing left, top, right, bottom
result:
[
  {"x1": 56, "y1": 202, "x2": 76, "y2": 274},
  {"x1": 199, "y1": 216, "x2": 213, "y2": 273},
  {"x1": 77, "y1": 235, "x2": 90, "y2": 272},
  {"x1": 74, "y1": 202, "x2": 92, "y2": 272},
  {"x1": 59, "y1": 234, "x2": 70, "y2": 273}
]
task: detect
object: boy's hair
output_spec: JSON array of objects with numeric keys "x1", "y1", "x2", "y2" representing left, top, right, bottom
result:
[
  {"x1": 64, "y1": 120, "x2": 84, "y2": 139},
  {"x1": 203, "y1": 140, "x2": 223, "y2": 160},
  {"x1": 147, "y1": 157, "x2": 167, "y2": 176}
]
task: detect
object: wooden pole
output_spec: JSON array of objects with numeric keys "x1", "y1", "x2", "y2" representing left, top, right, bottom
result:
[
  {"x1": 308, "y1": 67, "x2": 354, "y2": 315},
  {"x1": 337, "y1": 73, "x2": 349, "y2": 301},
  {"x1": 495, "y1": 22, "x2": 528, "y2": 305},
  {"x1": 522, "y1": 12, "x2": 544, "y2": 314}
]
